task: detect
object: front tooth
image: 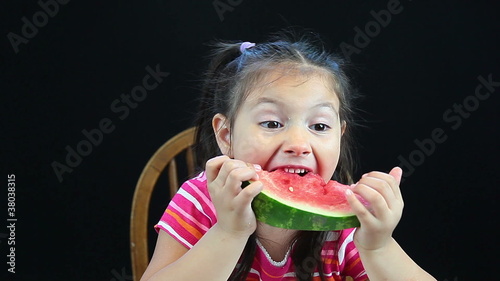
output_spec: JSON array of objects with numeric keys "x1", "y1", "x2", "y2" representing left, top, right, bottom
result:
[{"x1": 284, "y1": 168, "x2": 306, "y2": 174}]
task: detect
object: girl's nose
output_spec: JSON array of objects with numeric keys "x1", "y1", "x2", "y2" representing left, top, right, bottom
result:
[{"x1": 282, "y1": 128, "x2": 312, "y2": 156}]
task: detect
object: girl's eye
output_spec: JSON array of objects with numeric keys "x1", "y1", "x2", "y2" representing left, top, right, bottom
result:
[
  {"x1": 260, "y1": 121, "x2": 282, "y2": 129},
  {"x1": 310, "y1": 123, "x2": 330, "y2": 132}
]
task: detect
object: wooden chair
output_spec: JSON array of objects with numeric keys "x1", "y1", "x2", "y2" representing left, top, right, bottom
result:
[{"x1": 130, "y1": 127, "x2": 196, "y2": 281}]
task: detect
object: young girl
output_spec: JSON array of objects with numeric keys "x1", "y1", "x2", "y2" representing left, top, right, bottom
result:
[{"x1": 141, "y1": 31, "x2": 436, "y2": 281}]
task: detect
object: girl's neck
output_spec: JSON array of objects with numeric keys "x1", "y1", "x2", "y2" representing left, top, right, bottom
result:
[{"x1": 255, "y1": 222, "x2": 298, "y2": 262}]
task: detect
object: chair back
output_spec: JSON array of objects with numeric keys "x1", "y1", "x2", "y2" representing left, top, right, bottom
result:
[{"x1": 130, "y1": 127, "x2": 196, "y2": 281}]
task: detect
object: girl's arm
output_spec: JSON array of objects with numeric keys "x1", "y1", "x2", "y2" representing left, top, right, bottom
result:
[
  {"x1": 141, "y1": 224, "x2": 249, "y2": 281},
  {"x1": 346, "y1": 167, "x2": 436, "y2": 281},
  {"x1": 141, "y1": 156, "x2": 263, "y2": 281},
  {"x1": 356, "y1": 237, "x2": 436, "y2": 281}
]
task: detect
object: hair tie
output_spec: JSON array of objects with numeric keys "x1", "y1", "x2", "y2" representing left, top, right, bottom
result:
[{"x1": 240, "y1": 42, "x2": 255, "y2": 53}]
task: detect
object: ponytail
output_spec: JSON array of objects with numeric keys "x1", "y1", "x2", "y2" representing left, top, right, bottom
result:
[{"x1": 194, "y1": 41, "x2": 243, "y2": 169}]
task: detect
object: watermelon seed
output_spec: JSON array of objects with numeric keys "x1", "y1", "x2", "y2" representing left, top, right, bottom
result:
[{"x1": 289, "y1": 186, "x2": 294, "y2": 192}]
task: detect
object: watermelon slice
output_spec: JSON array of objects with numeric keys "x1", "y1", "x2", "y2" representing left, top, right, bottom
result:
[{"x1": 245, "y1": 169, "x2": 368, "y2": 231}]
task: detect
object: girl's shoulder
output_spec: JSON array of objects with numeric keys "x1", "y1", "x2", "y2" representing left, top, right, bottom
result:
[
  {"x1": 180, "y1": 171, "x2": 209, "y2": 193},
  {"x1": 324, "y1": 228, "x2": 356, "y2": 243},
  {"x1": 322, "y1": 229, "x2": 366, "y2": 279},
  {"x1": 322, "y1": 228, "x2": 357, "y2": 256},
  {"x1": 177, "y1": 171, "x2": 214, "y2": 206},
  {"x1": 188, "y1": 171, "x2": 207, "y2": 183}
]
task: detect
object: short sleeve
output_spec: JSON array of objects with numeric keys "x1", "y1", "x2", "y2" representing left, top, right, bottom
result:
[
  {"x1": 154, "y1": 172, "x2": 217, "y2": 249},
  {"x1": 338, "y1": 228, "x2": 367, "y2": 281}
]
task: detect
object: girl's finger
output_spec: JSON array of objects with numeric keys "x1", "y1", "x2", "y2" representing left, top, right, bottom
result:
[
  {"x1": 224, "y1": 165, "x2": 259, "y2": 195},
  {"x1": 211, "y1": 159, "x2": 248, "y2": 190},
  {"x1": 361, "y1": 169, "x2": 403, "y2": 203},
  {"x1": 357, "y1": 175, "x2": 397, "y2": 210},
  {"x1": 234, "y1": 181, "x2": 263, "y2": 208},
  {"x1": 205, "y1": 155, "x2": 230, "y2": 184},
  {"x1": 346, "y1": 188, "x2": 377, "y2": 225},
  {"x1": 351, "y1": 183, "x2": 390, "y2": 221},
  {"x1": 388, "y1": 167, "x2": 403, "y2": 201}
]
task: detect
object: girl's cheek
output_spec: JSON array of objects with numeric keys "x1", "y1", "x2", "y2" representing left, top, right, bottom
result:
[
  {"x1": 315, "y1": 138, "x2": 341, "y2": 181},
  {"x1": 233, "y1": 135, "x2": 275, "y2": 162}
]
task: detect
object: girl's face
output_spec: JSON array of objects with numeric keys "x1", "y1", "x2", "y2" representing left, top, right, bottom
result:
[{"x1": 215, "y1": 69, "x2": 344, "y2": 183}]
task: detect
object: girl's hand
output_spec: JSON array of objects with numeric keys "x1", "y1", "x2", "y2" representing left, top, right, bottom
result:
[
  {"x1": 346, "y1": 167, "x2": 404, "y2": 251},
  {"x1": 205, "y1": 155, "x2": 263, "y2": 239}
]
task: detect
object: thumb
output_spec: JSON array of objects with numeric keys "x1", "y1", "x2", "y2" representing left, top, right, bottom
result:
[{"x1": 389, "y1": 166, "x2": 403, "y2": 185}]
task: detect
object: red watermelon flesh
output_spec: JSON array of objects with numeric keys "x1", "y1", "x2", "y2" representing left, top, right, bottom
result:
[{"x1": 248, "y1": 169, "x2": 369, "y2": 231}]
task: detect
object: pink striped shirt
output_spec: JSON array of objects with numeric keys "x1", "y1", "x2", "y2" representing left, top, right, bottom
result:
[{"x1": 155, "y1": 172, "x2": 368, "y2": 281}]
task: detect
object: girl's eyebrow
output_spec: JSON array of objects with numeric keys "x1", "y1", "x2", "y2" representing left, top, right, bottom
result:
[
  {"x1": 253, "y1": 97, "x2": 339, "y2": 115},
  {"x1": 313, "y1": 102, "x2": 339, "y2": 115},
  {"x1": 254, "y1": 97, "x2": 281, "y2": 106}
]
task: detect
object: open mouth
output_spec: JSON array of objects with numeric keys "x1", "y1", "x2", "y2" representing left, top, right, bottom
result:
[{"x1": 282, "y1": 167, "x2": 309, "y2": 177}]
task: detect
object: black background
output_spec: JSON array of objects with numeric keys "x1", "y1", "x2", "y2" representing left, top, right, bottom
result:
[{"x1": 1, "y1": 0, "x2": 499, "y2": 280}]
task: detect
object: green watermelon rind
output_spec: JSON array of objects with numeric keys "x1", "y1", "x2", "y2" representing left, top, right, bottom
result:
[{"x1": 249, "y1": 185, "x2": 361, "y2": 231}]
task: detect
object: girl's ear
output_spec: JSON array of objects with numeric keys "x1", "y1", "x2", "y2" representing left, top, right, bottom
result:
[
  {"x1": 212, "y1": 113, "x2": 232, "y2": 156},
  {"x1": 341, "y1": 120, "x2": 347, "y2": 136}
]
